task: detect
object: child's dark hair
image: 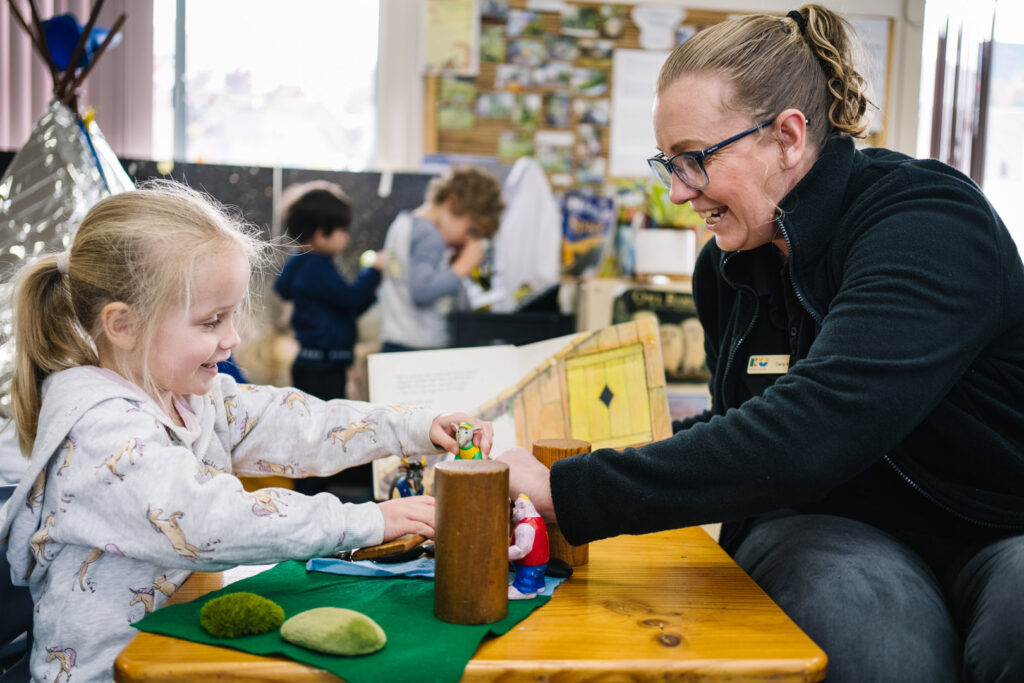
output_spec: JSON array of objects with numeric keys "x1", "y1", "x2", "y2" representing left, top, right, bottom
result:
[{"x1": 282, "y1": 181, "x2": 352, "y2": 244}]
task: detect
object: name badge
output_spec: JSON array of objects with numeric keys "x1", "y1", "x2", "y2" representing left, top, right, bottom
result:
[{"x1": 747, "y1": 354, "x2": 790, "y2": 374}]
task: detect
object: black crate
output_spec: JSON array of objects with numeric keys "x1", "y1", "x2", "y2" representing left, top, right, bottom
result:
[{"x1": 448, "y1": 311, "x2": 576, "y2": 348}]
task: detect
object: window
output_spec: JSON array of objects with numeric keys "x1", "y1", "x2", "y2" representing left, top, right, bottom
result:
[
  {"x1": 983, "y1": 1, "x2": 1024, "y2": 249},
  {"x1": 152, "y1": 0, "x2": 379, "y2": 170}
]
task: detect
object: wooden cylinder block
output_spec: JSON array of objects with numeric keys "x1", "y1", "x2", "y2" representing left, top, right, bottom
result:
[
  {"x1": 433, "y1": 459, "x2": 509, "y2": 624},
  {"x1": 532, "y1": 438, "x2": 592, "y2": 567}
]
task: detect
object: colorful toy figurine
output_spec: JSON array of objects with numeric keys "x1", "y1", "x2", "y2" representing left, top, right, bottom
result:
[
  {"x1": 455, "y1": 421, "x2": 482, "y2": 460},
  {"x1": 389, "y1": 457, "x2": 426, "y2": 498},
  {"x1": 507, "y1": 494, "x2": 549, "y2": 600}
]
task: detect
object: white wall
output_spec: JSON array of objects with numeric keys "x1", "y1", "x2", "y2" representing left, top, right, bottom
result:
[{"x1": 377, "y1": 0, "x2": 924, "y2": 170}]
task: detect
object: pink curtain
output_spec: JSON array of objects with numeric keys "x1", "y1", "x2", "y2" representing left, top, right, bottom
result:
[{"x1": 1, "y1": 0, "x2": 153, "y2": 157}]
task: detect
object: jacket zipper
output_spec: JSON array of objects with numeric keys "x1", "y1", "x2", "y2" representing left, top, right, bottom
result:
[
  {"x1": 883, "y1": 455, "x2": 1024, "y2": 530},
  {"x1": 719, "y1": 252, "x2": 760, "y2": 390},
  {"x1": 775, "y1": 215, "x2": 822, "y2": 326}
]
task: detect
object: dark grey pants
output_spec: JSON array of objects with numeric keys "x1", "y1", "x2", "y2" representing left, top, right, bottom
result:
[{"x1": 732, "y1": 514, "x2": 1024, "y2": 683}]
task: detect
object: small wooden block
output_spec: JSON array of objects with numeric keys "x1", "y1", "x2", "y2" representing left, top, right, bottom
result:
[{"x1": 350, "y1": 534, "x2": 426, "y2": 561}]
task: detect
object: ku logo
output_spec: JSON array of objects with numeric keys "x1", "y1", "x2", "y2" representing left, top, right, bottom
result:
[{"x1": 749, "y1": 357, "x2": 770, "y2": 368}]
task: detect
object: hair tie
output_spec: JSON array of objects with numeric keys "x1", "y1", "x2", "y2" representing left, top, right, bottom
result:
[
  {"x1": 787, "y1": 10, "x2": 808, "y2": 35},
  {"x1": 56, "y1": 251, "x2": 70, "y2": 276}
]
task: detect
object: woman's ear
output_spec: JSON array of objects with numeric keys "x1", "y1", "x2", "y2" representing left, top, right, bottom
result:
[
  {"x1": 774, "y1": 108, "x2": 809, "y2": 169},
  {"x1": 100, "y1": 302, "x2": 139, "y2": 351}
]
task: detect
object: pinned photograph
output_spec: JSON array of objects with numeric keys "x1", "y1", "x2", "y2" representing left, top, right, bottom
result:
[
  {"x1": 507, "y1": 8, "x2": 545, "y2": 36},
  {"x1": 575, "y1": 123, "x2": 603, "y2": 157},
  {"x1": 439, "y1": 75, "x2": 477, "y2": 102},
  {"x1": 571, "y1": 67, "x2": 608, "y2": 96},
  {"x1": 508, "y1": 38, "x2": 546, "y2": 67},
  {"x1": 544, "y1": 92, "x2": 571, "y2": 127},
  {"x1": 513, "y1": 93, "x2": 543, "y2": 129},
  {"x1": 545, "y1": 34, "x2": 579, "y2": 61},
  {"x1": 532, "y1": 61, "x2": 571, "y2": 89},
  {"x1": 599, "y1": 4, "x2": 628, "y2": 39},
  {"x1": 535, "y1": 130, "x2": 574, "y2": 174},
  {"x1": 495, "y1": 64, "x2": 532, "y2": 92},
  {"x1": 480, "y1": 0, "x2": 509, "y2": 20},
  {"x1": 498, "y1": 130, "x2": 534, "y2": 160},
  {"x1": 575, "y1": 156, "x2": 607, "y2": 185},
  {"x1": 477, "y1": 92, "x2": 515, "y2": 119},
  {"x1": 481, "y1": 25, "x2": 507, "y2": 62},
  {"x1": 573, "y1": 97, "x2": 611, "y2": 125},
  {"x1": 577, "y1": 39, "x2": 614, "y2": 65},
  {"x1": 560, "y1": 6, "x2": 600, "y2": 37},
  {"x1": 438, "y1": 102, "x2": 475, "y2": 129}
]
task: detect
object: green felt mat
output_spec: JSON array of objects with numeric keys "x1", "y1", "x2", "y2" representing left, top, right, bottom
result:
[{"x1": 133, "y1": 561, "x2": 550, "y2": 683}]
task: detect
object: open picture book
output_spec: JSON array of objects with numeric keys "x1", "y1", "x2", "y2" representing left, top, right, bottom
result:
[{"x1": 367, "y1": 317, "x2": 671, "y2": 499}]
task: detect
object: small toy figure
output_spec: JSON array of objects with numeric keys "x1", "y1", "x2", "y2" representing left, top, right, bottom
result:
[
  {"x1": 389, "y1": 457, "x2": 426, "y2": 498},
  {"x1": 455, "y1": 421, "x2": 482, "y2": 460},
  {"x1": 508, "y1": 494, "x2": 549, "y2": 600}
]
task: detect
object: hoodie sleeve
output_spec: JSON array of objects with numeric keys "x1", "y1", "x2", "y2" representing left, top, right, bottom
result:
[
  {"x1": 39, "y1": 398, "x2": 389, "y2": 572},
  {"x1": 211, "y1": 374, "x2": 442, "y2": 480}
]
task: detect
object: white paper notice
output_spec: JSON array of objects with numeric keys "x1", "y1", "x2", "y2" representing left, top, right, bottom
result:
[{"x1": 609, "y1": 48, "x2": 670, "y2": 178}]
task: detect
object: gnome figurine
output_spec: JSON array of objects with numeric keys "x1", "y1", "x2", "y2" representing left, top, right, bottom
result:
[{"x1": 507, "y1": 494, "x2": 549, "y2": 599}]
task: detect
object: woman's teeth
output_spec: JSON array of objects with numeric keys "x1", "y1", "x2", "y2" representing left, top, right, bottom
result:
[{"x1": 701, "y1": 207, "x2": 726, "y2": 226}]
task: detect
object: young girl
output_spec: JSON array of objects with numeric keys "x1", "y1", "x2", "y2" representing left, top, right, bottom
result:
[{"x1": 0, "y1": 181, "x2": 492, "y2": 682}]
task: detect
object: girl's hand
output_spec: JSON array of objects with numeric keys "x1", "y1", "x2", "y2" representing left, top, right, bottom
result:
[
  {"x1": 378, "y1": 495, "x2": 436, "y2": 541},
  {"x1": 430, "y1": 413, "x2": 494, "y2": 457}
]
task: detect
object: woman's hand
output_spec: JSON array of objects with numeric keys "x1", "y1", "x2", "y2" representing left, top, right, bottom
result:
[
  {"x1": 430, "y1": 413, "x2": 494, "y2": 457},
  {"x1": 378, "y1": 495, "x2": 436, "y2": 541},
  {"x1": 496, "y1": 447, "x2": 555, "y2": 523}
]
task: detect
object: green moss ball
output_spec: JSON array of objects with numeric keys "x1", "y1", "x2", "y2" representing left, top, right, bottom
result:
[
  {"x1": 199, "y1": 592, "x2": 285, "y2": 638},
  {"x1": 280, "y1": 607, "x2": 387, "y2": 656}
]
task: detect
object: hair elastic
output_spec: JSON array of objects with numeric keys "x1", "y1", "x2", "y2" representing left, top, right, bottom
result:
[
  {"x1": 56, "y1": 251, "x2": 70, "y2": 276},
  {"x1": 787, "y1": 10, "x2": 808, "y2": 34}
]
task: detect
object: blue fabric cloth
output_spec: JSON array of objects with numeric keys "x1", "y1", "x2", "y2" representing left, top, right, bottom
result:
[
  {"x1": 306, "y1": 556, "x2": 566, "y2": 595},
  {"x1": 274, "y1": 251, "x2": 381, "y2": 352}
]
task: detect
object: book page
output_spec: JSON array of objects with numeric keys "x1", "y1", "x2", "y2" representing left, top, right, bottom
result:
[{"x1": 368, "y1": 344, "x2": 522, "y2": 499}]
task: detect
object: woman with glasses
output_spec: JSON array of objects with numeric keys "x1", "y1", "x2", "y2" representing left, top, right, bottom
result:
[{"x1": 500, "y1": 4, "x2": 1024, "y2": 682}]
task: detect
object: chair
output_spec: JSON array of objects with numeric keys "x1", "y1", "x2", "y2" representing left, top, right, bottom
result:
[{"x1": 0, "y1": 484, "x2": 32, "y2": 680}]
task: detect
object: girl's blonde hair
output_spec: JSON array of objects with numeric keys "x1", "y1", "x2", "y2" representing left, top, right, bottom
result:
[
  {"x1": 10, "y1": 180, "x2": 269, "y2": 454},
  {"x1": 425, "y1": 167, "x2": 505, "y2": 239},
  {"x1": 656, "y1": 4, "x2": 871, "y2": 151}
]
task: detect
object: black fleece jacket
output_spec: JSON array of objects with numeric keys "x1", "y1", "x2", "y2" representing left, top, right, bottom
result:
[{"x1": 551, "y1": 137, "x2": 1024, "y2": 547}]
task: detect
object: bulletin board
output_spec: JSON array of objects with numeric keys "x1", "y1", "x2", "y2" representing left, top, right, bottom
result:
[
  {"x1": 422, "y1": 1, "x2": 894, "y2": 192},
  {"x1": 423, "y1": 1, "x2": 735, "y2": 192}
]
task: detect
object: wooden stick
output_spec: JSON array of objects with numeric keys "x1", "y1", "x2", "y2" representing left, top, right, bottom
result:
[
  {"x1": 434, "y1": 459, "x2": 509, "y2": 625},
  {"x1": 55, "y1": 0, "x2": 105, "y2": 101},
  {"x1": 533, "y1": 438, "x2": 591, "y2": 566},
  {"x1": 62, "y1": 12, "x2": 125, "y2": 106},
  {"x1": 6, "y1": 0, "x2": 50, "y2": 69},
  {"x1": 27, "y1": 0, "x2": 58, "y2": 85}
]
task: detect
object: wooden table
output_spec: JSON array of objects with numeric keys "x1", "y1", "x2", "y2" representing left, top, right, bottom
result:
[{"x1": 115, "y1": 526, "x2": 826, "y2": 682}]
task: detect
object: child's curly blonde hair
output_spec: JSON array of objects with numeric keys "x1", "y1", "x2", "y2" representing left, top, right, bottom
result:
[{"x1": 425, "y1": 167, "x2": 505, "y2": 238}]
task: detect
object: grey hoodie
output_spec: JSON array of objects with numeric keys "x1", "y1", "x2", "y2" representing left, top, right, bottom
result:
[{"x1": 0, "y1": 366, "x2": 440, "y2": 682}]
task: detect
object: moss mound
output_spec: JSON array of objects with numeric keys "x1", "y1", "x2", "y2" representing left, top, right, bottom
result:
[
  {"x1": 280, "y1": 607, "x2": 386, "y2": 656},
  {"x1": 199, "y1": 592, "x2": 285, "y2": 638}
]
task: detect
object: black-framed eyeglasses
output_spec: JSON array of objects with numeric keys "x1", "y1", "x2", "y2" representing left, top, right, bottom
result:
[{"x1": 647, "y1": 118, "x2": 776, "y2": 191}]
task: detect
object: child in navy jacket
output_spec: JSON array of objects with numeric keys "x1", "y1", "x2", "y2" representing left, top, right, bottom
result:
[{"x1": 274, "y1": 182, "x2": 384, "y2": 496}]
